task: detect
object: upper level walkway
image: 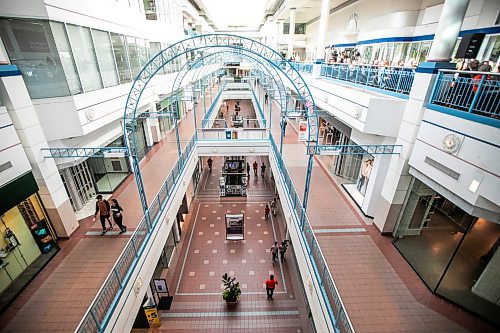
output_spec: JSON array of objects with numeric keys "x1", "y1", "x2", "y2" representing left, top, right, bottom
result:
[{"x1": 0, "y1": 81, "x2": 497, "y2": 333}]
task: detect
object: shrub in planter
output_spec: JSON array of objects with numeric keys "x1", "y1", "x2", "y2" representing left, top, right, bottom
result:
[{"x1": 222, "y1": 273, "x2": 241, "y2": 304}]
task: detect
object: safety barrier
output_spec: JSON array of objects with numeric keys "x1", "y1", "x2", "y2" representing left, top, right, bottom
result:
[
  {"x1": 196, "y1": 128, "x2": 269, "y2": 140},
  {"x1": 76, "y1": 136, "x2": 197, "y2": 333},
  {"x1": 250, "y1": 88, "x2": 267, "y2": 128},
  {"x1": 291, "y1": 62, "x2": 313, "y2": 74},
  {"x1": 269, "y1": 135, "x2": 355, "y2": 333},
  {"x1": 201, "y1": 86, "x2": 223, "y2": 128},
  {"x1": 428, "y1": 70, "x2": 499, "y2": 119},
  {"x1": 320, "y1": 63, "x2": 414, "y2": 97}
]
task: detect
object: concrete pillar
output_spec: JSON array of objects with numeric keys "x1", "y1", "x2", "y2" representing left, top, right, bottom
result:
[
  {"x1": 315, "y1": 0, "x2": 330, "y2": 62},
  {"x1": 0, "y1": 67, "x2": 79, "y2": 237},
  {"x1": 427, "y1": 0, "x2": 470, "y2": 62},
  {"x1": 287, "y1": 8, "x2": 296, "y2": 59},
  {"x1": 277, "y1": 20, "x2": 284, "y2": 55}
]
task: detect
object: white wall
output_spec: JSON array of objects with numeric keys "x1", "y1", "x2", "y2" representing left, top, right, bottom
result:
[
  {"x1": 0, "y1": 106, "x2": 32, "y2": 187},
  {"x1": 409, "y1": 110, "x2": 500, "y2": 220}
]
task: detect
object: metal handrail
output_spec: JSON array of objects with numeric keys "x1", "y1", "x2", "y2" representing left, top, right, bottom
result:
[
  {"x1": 324, "y1": 62, "x2": 415, "y2": 70},
  {"x1": 269, "y1": 134, "x2": 355, "y2": 333},
  {"x1": 76, "y1": 136, "x2": 197, "y2": 333},
  {"x1": 320, "y1": 62, "x2": 415, "y2": 96},
  {"x1": 428, "y1": 70, "x2": 500, "y2": 119}
]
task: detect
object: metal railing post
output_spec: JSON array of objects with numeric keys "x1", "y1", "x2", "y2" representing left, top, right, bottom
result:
[{"x1": 468, "y1": 74, "x2": 486, "y2": 113}]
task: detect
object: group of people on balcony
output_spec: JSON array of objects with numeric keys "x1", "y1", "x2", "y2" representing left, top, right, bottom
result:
[{"x1": 439, "y1": 59, "x2": 499, "y2": 116}]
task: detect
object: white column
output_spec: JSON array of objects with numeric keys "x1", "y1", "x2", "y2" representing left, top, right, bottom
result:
[
  {"x1": 287, "y1": 8, "x2": 296, "y2": 59},
  {"x1": 427, "y1": 0, "x2": 470, "y2": 62},
  {"x1": 277, "y1": 20, "x2": 284, "y2": 54},
  {"x1": 0, "y1": 70, "x2": 79, "y2": 237},
  {"x1": 315, "y1": 0, "x2": 330, "y2": 61}
]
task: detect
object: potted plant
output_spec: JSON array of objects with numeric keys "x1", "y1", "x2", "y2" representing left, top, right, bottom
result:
[{"x1": 222, "y1": 273, "x2": 241, "y2": 308}]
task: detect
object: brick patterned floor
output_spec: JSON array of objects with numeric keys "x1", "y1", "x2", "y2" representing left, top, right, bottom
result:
[{"x1": 1, "y1": 84, "x2": 496, "y2": 333}]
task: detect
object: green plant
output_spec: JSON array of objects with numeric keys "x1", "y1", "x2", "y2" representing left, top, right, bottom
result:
[{"x1": 222, "y1": 273, "x2": 241, "y2": 302}]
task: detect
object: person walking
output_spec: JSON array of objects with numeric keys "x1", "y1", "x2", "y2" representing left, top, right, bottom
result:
[
  {"x1": 93, "y1": 195, "x2": 112, "y2": 236},
  {"x1": 270, "y1": 197, "x2": 277, "y2": 216},
  {"x1": 270, "y1": 241, "x2": 279, "y2": 266},
  {"x1": 265, "y1": 274, "x2": 278, "y2": 300},
  {"x1": 265, "y1": 204, "x2": 271, "y2": 221},
  {"x1": 247, "y1": 162, "x2": 251, "y2": 177},
  {"x1": 110, "y1": 199, "x2": 127, "y2": 234},
  {"x1": 253, "y1": 161, "x2": 258, "y2": 177},
  {"x1": 279, "y1": 240, "x2": 288, "y2": 263},
  {"x1": 260, "y1": 162, "x2": 266, "y2": 178},
  {"x1": 207, "y1": 157, "x2": 213, "y2": 174},
  {"x1": 264, "y1": 92, "x2": 269, "y2": 104}
]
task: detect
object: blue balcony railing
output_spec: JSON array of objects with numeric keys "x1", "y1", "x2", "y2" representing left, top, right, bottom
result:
[
  {"x1": 77, "y1": 135, "x2": 197, "y2": 333},
  {"x1": 291, "y1": 62, "x2": 313, "y2": 74},
  {"x1": 428, "y1": 70, "x2": 499, "y2": 121},
  {"x1": 320, "y1": 63, "x2": 415, "y2": 97},
  {"x1": 269, "y1": 135, "x2": 354, "y2": 333}
]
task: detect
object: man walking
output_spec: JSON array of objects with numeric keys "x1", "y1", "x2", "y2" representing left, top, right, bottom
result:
[
  {"x1": 270, "y1": 241, "x2": 279, "y2": 266},
  {"x1": 247, "y1": 162, "x2": 251, "y2": 177},
  {"x1": 265, "y1": 204, "x2": 271, "y2": 221},
  {"x1": 260, "y1": 162, "x2": 266, "y2": 178},
  {"x1": 207, "y1": 157, "x2": 213, "y2": 174},
  {"x1": 264, "y1": 92, "x2": 269, "y2": 104},
  {"x1": 270, "y1": 197, "x2": 277, "y2": 216},
  {"x1": 93, "y1": 195, "x2": 112, "y2": 236},
  {"x1": 253, "y1": 161, "x2": 258, "y2": 177},
  {"x1": 265, "y1": 274, "x2": 278, "y2": 300}
]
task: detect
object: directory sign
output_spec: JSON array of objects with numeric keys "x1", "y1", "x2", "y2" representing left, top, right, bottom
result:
[{"x1": 225, "y1": 214, "x2": 244, "y2": 240}]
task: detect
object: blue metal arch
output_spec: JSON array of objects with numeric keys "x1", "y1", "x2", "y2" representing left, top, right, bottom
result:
[{"x1": 172, "y1": 49, "x2": 288, "y2": 110}]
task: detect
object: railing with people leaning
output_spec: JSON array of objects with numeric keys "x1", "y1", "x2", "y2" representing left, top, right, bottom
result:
[
  {"x1": 428, "y1": 69, "x2": 499, "y2": 121},
  {"x1": 291, "y1": 62, "x2": 313, "y2": 74},
  {"x1": 76, "y1": 135, "x2": 197, "y2": 333},
  {"x1": 320, "y1": 63, "x2": 415, "y2": 97},
  {"x1": 269, "y1": 134, "x2": 355, "y2": 333}
]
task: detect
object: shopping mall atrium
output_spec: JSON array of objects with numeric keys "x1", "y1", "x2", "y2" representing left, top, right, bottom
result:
[{"x1": 0, "y1": 0, "x2": 499, "y2": 332}]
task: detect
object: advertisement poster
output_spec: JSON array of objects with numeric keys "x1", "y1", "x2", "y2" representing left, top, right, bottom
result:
[
  {"x1": 153, "y1": 279, "x2": 168, "y2": 294},
  {"x1": 143, "y1": 304, "x2": 161, "y2": 328},
  {"x1": 225, "y1": 214, "x2": 244, "y2": 240},
  {"x1": 298, "y1": 120, "x2": 308, "y2": 141}
]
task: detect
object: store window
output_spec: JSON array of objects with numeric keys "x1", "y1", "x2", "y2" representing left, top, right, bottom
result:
[
  {"x1": 66, "y1": 24, "x2": 103, "y2": 92},
  {"x1": 92, "y1": 29, "x2": 119, "y2": 87},
  {"x1": 127, "y1": 36, "x2": 141, "y2": 78},
  {"x1": 0, "y1": 18, "x2": 71, "y2": 98},
  {"x1": 393, "y1": 178, "x2": 500, "y2": 325},
  {"x1": 0, "y1": 194, "x2": 58, "y2": 299},
  {"x1": 283, "y1": 23, "x2": 306, "y2": 35},
  {"x1": 417, "y1": 41, "x2": 432, "y2": 63},
  {"x1": 110, "y1": 33, "x2": 132, "y2": 84},
  {"x1": 86, "y1": 137, "x2": 131, "y2": 193},
  {"x1": 49, "y1": 21, "x2": 82, "y2": 95}
]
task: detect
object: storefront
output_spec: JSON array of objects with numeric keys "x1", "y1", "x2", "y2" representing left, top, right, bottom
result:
[
  {"x1": 60, "y1": 137, "x2": 132, "y2": 211},
  {"x1": 0, "y1": 172, "x2": 58, "y2": 312},
  {"x1": 393, "y1": 178, "x2": 500, "y2": 326}
]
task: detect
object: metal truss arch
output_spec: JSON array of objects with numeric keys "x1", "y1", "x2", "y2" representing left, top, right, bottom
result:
[
  {"x1": 171, "y1": 49, "x2": 287, "y2": 110},
  {"x1": 124, "y1": 33, "x2": 319, "y2": 158}
]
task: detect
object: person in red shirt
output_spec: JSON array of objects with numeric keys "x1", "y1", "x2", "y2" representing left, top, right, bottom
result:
[
  {"x1": 253, "y1": 161, "x2": 258, "y2": 176},
  {"x1": 264, "y1": 204, "x2": 270, "y2": 220},
  {"x1": 265, "y1": 274, "x2": 278, "y2": 300}
]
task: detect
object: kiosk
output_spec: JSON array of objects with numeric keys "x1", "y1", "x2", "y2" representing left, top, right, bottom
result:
[{"x1": 221, "y1": 157, "x2": 247, "y2": 196}]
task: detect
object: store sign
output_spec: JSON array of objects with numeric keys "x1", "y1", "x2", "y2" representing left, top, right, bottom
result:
[
  {"x1": 225, "y1": 214, "x2": 244, "y2": 240},
  {"x1": 298, "y1": 121, "x2": 308, "y2": 141},
  {"x1": 316, "y1": 145, "x2": 342, "y2": 155}
]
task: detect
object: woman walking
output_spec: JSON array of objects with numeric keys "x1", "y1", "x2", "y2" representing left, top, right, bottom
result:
[{"x1": 111, "y1": 199, "x2": 127, "y2": 234}]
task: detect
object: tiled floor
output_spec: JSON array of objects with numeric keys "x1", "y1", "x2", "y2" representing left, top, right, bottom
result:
[
  {"x1": 1, "y1": 83, "x2": 497, "y2": 333},
  {"x1": 145, "y1": 154, "x2": 312, "y2": 332}
]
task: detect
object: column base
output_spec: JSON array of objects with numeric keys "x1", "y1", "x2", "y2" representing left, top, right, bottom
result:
[
  {"x1": 311, "y1": 64, "x2": 322, "y2": 78},
  {"x1": 45, "y1": 199, "x2": 79, "y2": 238},
  {"x1": 373, "y1": 196, "x2": 403, "y2": 235}
]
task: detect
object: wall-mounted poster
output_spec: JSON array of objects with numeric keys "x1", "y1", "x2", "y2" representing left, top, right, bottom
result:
[
  {"x1": 225, "y1": 214, "x2": 244, "y2": 240},
  {"x1": 298, "y1": 120, "x2": 308, "y2": 141}
]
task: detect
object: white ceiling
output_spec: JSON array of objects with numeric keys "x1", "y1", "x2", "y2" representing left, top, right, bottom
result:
[{"x1": 195, "y1": 0, "x2": 269, "y2": 30}]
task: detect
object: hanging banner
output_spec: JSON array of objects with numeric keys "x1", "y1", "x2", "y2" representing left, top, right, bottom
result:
[
  {"x1": 298, "y1": 120, "x2": 308, "y2": 141},
  {"x1": 225, "y1": 214, "x2": 244, "y2": 240}
]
